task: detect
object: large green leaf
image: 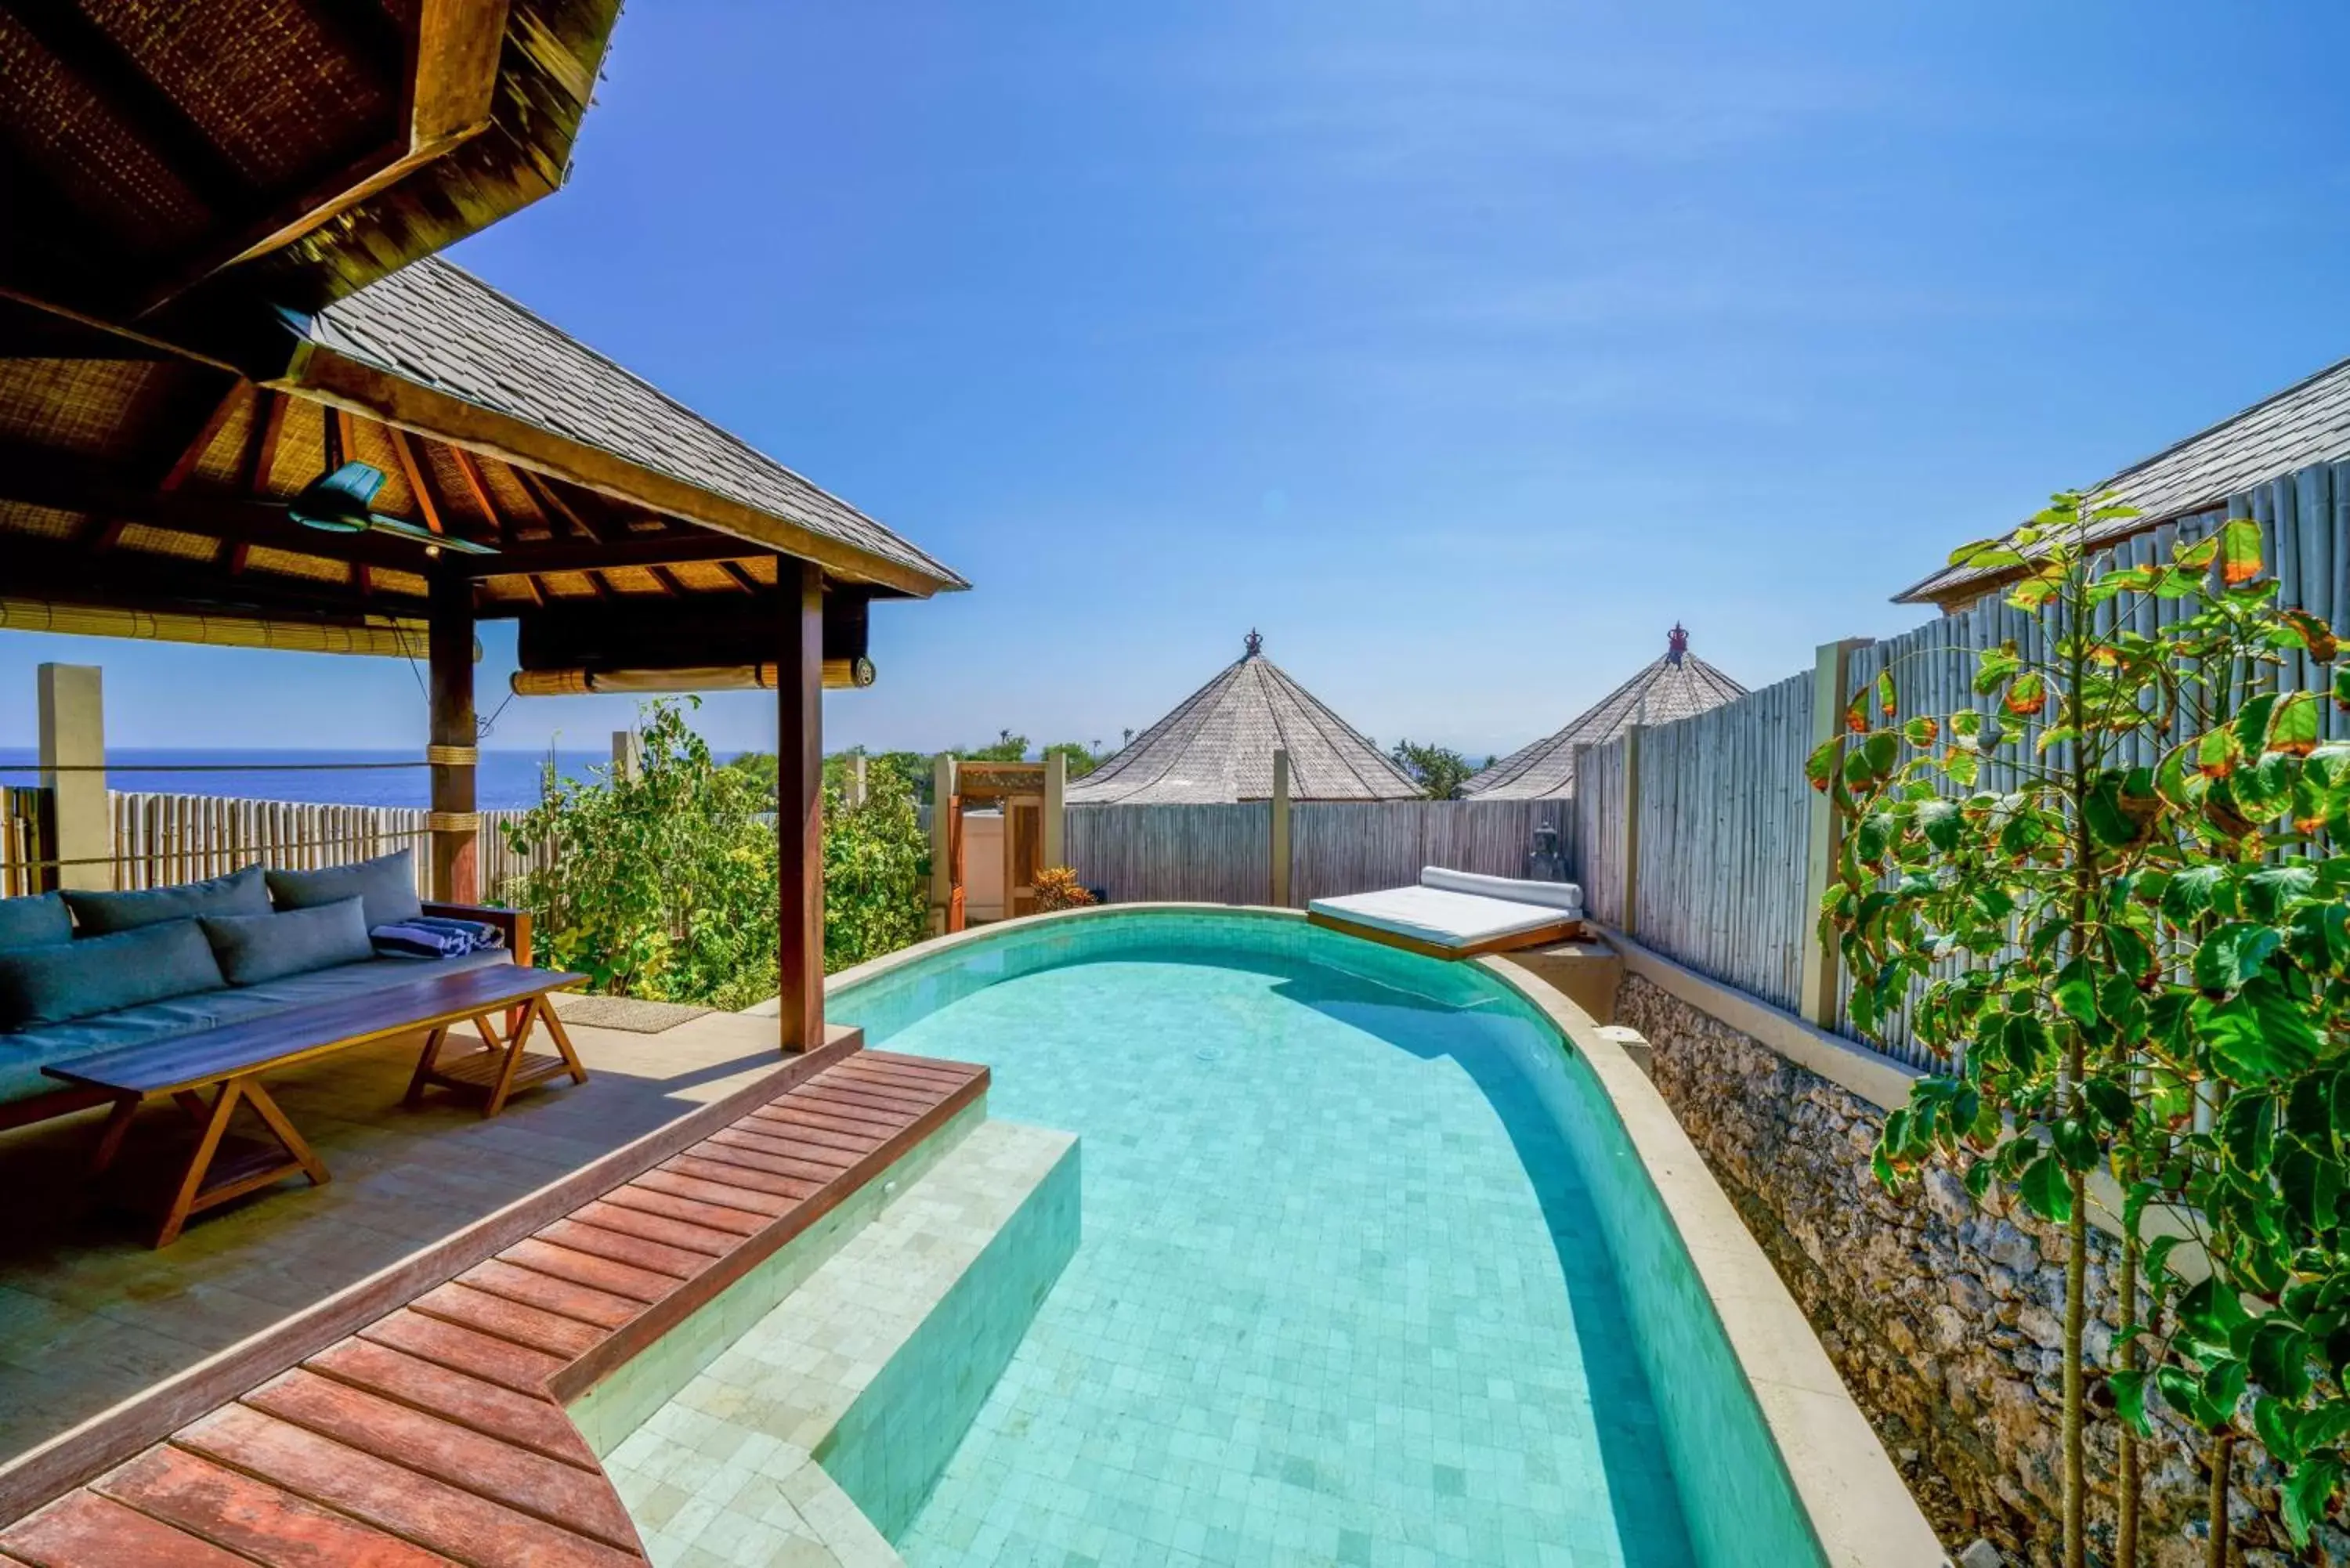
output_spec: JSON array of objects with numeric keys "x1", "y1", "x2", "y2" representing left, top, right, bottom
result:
[
  {"x1": 2252, "y1": 1322, "x2": 2315, "y2": 1401},
  {"x1": 2110, "y1": 1369, "x2": 2152, "y2": 1436},
  {"x1": 2220, "y1": 515, "x2": 2264, "y2": 585},
  {"x1": 2018, "y1": 1151, "x2": 2073, "y2": 1223},
  {"x1": 2163, "y1": 864, "x2": 2228, "y2": 923},
  {"x1": 2283, "y1": 1455, "x2": 2343, "y2": 1548},
  {"x1": 2270, "y1": 691, "x2": 2322, "y2": 757},
  {"x1": 2193, "y1": 922, "x2": 2279, "y2": 995},
  {"x1": 2176, "y1": 1275, "x2": 2254, "y2": 1360}
]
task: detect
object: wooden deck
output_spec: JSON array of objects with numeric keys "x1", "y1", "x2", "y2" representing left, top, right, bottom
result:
[{"x1": 0, "y1": 1042, "x2": 986, "y2": 1563}]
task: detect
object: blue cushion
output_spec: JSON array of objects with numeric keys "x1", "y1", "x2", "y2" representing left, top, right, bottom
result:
[
  {"x1": 63, "y1": 865, "x2": 269, "y2": 936},
  {"x1": 267, "y1": 849, "x2": 423, "y2": 931},
  {"x1": 0, "y1": 891, "x2": 70, "y2": 950},
  {"x1": 0, "y1": 920, "x2": 226, "y2": 1031},
  {"x1": 199, "y1": 896, "x2": 375, "y2": 987}
]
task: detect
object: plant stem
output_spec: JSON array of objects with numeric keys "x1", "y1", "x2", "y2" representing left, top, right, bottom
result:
[
  {"x1": 2117, "y1": 1153, "x2": 2142, "y2": 1567},
  {"x1": 2064, "y1": 1164, "x2": 2088, "y2": 1568},
  {"x1": 2060, "y1": 530, "x2": 2092, "y2": 1568},
  {"x1": 2206, "y1": 1429, "x2": 2233, "y2": 1568}
]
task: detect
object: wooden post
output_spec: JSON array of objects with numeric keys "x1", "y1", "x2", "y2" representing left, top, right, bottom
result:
[
  {"x1": 1270, "y1": 747, "x2": 1292, "y2": 907},
  {"x1": 610, "y1": 729, "x2": 642, "y2": 782},
  {"x1": 776, "y1": 562, "x2": 826, "y2": 1054},
  {"x1": 1041, "y1": 751, "x2": 1066, "y2": 870},
  {"x1": 928, "y1": 753, "x2": 956, "y2": 934},
  {"x1": 426, "y1": 572, "x2": 478, "y2": 904},
  {"x1": 1799, "y1": 638, "x2": 1871, "y2": 1028},
  {"x1": 1619, "y1": 727, "x2": 1645, "y2": 938},
  {"x1": 37, "y1": 663, "x2": 107, "y2": 891}
]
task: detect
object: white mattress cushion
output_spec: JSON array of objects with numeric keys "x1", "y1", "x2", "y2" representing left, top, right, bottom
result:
[
  {"x1": 1418, "y1": 867, "x2": 1584, "y2": 914},
  {"x1": 1309, "y1": 886, "x2": 1578, "y2": 949}
]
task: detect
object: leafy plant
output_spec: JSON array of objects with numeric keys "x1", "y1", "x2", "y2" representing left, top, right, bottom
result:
[
  {"x1": 1816, "y1": 494, "x2": 2350, "y2": 1564},
  {"x1": 504, "y1": 699, "x2": 931, "y2": 1006},
  {"x1": 1390, "y1": 739, "x2": 1479, "y2": 800},
  {"x1": 1032, "y1": 865, "x2": 1096, "y2": 912}
]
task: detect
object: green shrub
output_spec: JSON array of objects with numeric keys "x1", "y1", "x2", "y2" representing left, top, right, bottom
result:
[{"x1": 502, "y1": 699, "x2": 931, "y2": 1007}]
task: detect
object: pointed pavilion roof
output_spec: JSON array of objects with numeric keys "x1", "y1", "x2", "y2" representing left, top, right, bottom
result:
[
  {"x1": 1463, "y1": 625, "x2": 1748, "y2": 800},
  {"x1": 1067, "y1": 630, "x2": 1423, "y2": 805}
]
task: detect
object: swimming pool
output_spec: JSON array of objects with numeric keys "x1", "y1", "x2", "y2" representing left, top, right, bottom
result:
[{"x1": 828, "y1": 908, "x2": 1827, "y2": 1568}]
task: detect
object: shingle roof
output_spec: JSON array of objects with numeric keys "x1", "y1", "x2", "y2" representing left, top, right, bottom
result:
[
  {"x1": 301, "y1": 258, "x2": 967, "y2": 592},
  {"x1": 1463, "y1": 626, "x2": 1747, "y2": 800},
  {"x1": 1066, "y1": 632, "x2": 1424, "y2": 805},
  {"x1": 1896, "y1": 352, "x2": 2350, "y2": 605}
]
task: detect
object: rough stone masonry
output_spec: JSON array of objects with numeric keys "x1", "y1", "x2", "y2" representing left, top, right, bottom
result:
[{"x1": 1613, "y1": 971, "x2": 2349, "y2": 1568}]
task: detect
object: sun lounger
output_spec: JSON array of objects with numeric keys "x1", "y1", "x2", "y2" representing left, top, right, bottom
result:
[{"x1": 1307, "y1": 868, "x2": 1585, "y2": 959}]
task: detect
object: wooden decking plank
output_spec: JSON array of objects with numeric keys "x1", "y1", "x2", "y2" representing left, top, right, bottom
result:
[
  {"x1": 569, "y1": 1198, "x2": 737, "y2": 1257},
  {"x1": 826, "y1": 1064, "x2": 973, "y2": 1103},
  {"x1": 410, "y1": 1283, "x2": 605, "y2": 1360},
  {"x1": 456, "y1": 1259, "x2": 644, "y2": 1331},
  {"x1": 695, "y1": 1132, "x2": 859, "y2": 1186},
  {"x1": 240, "y1": 1371, "x2": 639, "y2": 1552},
  {"x1": 596, "y1": 1182, "x2": 770, "y2": 1235},
  {"x1": 712, "y1": 1122, "x2": 861, "y2": 1171},
  {"x1": 0, "y1": 1490, "x2": 255, "y2": 1567},
  {"x1": 92, "y1": 1446, "x2": 455, "y2": 1568},
  {"x1": 497, "y1": 1240, "x2": 676, "y2": 1306},
  {"x1": 660, "y1": 1152, "x2": 820, "y2": 1202},
  {"x1": 627, "y1": 1168, "x2": 794, "y2": 1217},
  {"x1": 173, "y1": 1407, "x2": 641, "y2": 1568},
  {"x1": 536, "y1": 1219, "x2": 707, "y2": 1281},
  {"x1": 801, "y1": 1073, "x2": 937, "y2": 1113},
  {"x1": 777, "y1": 1087, "x2": 916, "y2": 1130},
  {"x1": 857, "y1": 1050, "x2": 982, "y2": 1083},
  {"x1": 303, "y1": 1339, "x2": 597, "y2": 1471},
  {"x1": 356, "y1": 1310, "x2": 568, "y2": 1397},
  {"x1": 740, "y1": 1104, "x2": 892, "y2": 1150}
]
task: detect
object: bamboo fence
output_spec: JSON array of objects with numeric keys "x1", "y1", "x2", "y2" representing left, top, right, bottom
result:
[
  {"x1": 1065, "y1": 797, "x2": 1565, "y2": 909},
  {"x1": 1565, "y1": 455, "x2": 2350, "y2": 1071},
  {"x1": 98, "y1": 794, "x2": 551, "y2": 903}
]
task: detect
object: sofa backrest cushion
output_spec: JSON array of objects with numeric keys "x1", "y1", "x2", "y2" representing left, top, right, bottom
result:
[
  {"x1": 0, "y1": 891, "x2": 70, "y2": 951},
  {"x1": 64, "y1": 864, "x2": 270, "y2": 936},
  {"x1": 199, "y1": 896, "x2": 375, "y2": 987},
  {"x1": 0, "y1": 919, "x2": 226, "y2": 1031},
  {"x1": 268, "y1": 848, "x2": 423, "y2": 932}
]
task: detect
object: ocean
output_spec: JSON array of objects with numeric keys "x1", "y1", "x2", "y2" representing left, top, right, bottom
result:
[{"x1": 0, "y1": 749, "x2": 638, "y2": 810}]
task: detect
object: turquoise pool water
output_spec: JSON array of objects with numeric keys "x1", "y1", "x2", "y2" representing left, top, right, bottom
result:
[{"x1": 832, "y1": 910, "x2": 1821, "y2": 1568}]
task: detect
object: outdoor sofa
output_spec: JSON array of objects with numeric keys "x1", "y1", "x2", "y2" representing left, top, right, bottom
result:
[
  {"x1": 1307, "y1": 866, "x2": 1586, "y2": 959},
  {"x1": 0, "y1": 849, "x2": 528, "y2": 1130}
]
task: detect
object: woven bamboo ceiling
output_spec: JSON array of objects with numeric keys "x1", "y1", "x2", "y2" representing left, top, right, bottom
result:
[{"x1": 0, "y1": 0, "x2": 619, "y2": 335}]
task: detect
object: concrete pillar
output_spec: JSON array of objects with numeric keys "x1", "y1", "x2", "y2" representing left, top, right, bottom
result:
[
  {"x1": 37, "y1": 663, "x2": 107, "y2": 891},
  {"x1": 426, "y1": 572, "x2": 479, "y2": 904},
  {"x1": 610, "y1": 729, "x2": 642, "y2": 782},
  {"x1": 1270, "y1": 747, "x2": 1292, "y2": 907},
  {"x1": 928, "y1": 753, "x2": 958, "y2": 934},
  {"x1": 776, "y1": 562, "x2": 826, "y2": 1054},
  {"x1": 1042, "y1": 752, "x2": 1065, "y2": 869},
  {"x1": 1799, "y1": 638, "x2": 1873, "y2": 1028},
  {"x1": 846, "y1": 753, "x2": 869, "y2": 810}
]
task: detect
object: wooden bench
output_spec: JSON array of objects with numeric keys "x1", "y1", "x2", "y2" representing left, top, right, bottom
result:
[{"x1": 45, "y1": 964, "x2": 588, "y2": 1247}]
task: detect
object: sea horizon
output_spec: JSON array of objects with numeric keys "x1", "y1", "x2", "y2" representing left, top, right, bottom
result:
[{"x1": 0, "y1": 748, "x2": 745, "y2": 811}]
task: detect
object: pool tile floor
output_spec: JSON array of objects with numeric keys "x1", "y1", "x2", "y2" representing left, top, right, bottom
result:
[{"x1": 856, "y1": 952, "x2": 1697, "y2": 1568}]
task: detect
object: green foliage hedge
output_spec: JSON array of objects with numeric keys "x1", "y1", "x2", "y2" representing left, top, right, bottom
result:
[{"x1": 501, "y1": 700, "x2": 930, "y2": 1009}]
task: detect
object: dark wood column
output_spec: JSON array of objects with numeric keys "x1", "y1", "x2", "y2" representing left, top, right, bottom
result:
[
  {"x1": 777, "y1": 561, "x2": 825, "y2": 1053},
  {"x1": 427, "y1": 569, "x2": 479, "y2": 903}
]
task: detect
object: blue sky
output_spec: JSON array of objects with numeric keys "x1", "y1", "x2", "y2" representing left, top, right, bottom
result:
[{"x1": 6, "y1": 1, "x2": 2348, "y2": 761}]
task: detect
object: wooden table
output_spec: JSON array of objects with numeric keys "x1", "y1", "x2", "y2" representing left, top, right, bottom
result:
[{"x1": 45, "y1": 964, "x2": 588, "y2": 1247}]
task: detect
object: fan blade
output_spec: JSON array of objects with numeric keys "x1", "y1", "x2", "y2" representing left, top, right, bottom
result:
[{"x1": 365, "y1": 514, "x2": 499, "y2": 555}]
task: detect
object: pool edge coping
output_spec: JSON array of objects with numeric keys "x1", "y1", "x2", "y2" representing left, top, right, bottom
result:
[{"x1": 833, "y1": 902, "x2": 1947, "y2": 1568}]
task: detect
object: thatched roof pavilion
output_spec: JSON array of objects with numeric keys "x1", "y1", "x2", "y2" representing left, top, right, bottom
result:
[
  {"x1": 0, "y1": 0, "x2": 967, "y2": 1057},
  {"x1": 1463, "y1": 626, "x2": 1745, "y2": 800},
  {"x1": 1068, "y1": 631, "x2": 1421, "y2": 805}
]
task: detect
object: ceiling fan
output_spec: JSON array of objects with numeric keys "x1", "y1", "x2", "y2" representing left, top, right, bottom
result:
[{"x1": 284, "y1": 461, "x2": 497, "y2": 556}]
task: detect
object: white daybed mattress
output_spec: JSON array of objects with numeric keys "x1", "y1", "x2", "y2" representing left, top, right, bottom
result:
[{"x1": 1308, "y1": 869, "x2": 1585, "y2": 952}]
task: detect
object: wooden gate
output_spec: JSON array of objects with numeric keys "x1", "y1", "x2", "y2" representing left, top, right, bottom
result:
[{"x1": 957, "y1": 761, "x2": 1047, "y2": 920}]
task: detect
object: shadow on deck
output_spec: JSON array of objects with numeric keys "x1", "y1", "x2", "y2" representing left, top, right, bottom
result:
[{"x1": 0, "y1": 1006, "x2": 792, "y2": 1469}]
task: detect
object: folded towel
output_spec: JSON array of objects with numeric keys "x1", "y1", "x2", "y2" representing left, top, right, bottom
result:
[
  {"x1": 406, "y1": 915, "x2": 506, "y2": 951},
  {"x1": 371, "y1": 921, "x2": 472, "y2": 959}
]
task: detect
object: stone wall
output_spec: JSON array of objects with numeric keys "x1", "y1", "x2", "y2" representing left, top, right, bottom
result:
[{"x1": 1614, "y1": 971, "x2": 2345, "y2": 1568}]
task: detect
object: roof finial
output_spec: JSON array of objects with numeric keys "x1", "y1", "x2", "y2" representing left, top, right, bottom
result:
[
  {"x1": 1245, "y1": 628, "x2": 1263, "y2": 658},
  {"x1": 1667, "y1": 623, "x2": 1688, "y2": 665}
]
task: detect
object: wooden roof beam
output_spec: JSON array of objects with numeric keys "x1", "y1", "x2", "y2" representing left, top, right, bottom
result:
[
  {"x1": 1, "y1": 534, "x2": 428, "y2": 620},
  {"x1": 455, "y1": 532, "x2": 785, "y2": 577}
]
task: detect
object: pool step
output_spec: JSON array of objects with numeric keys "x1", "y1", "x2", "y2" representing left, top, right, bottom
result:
[{"x1": 601, "y1": 1117, "x2": 1081, "y2": 1566}]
